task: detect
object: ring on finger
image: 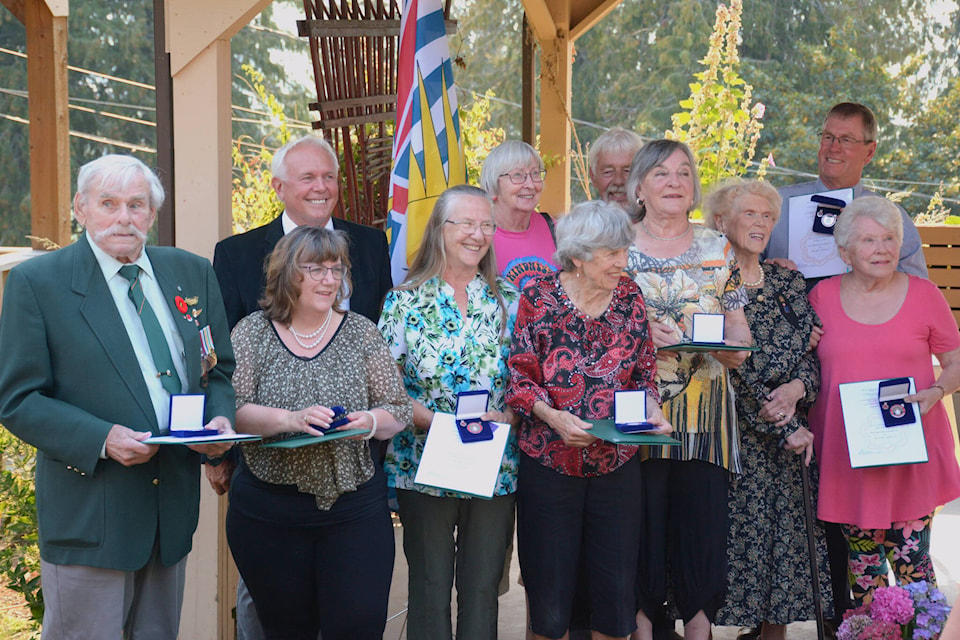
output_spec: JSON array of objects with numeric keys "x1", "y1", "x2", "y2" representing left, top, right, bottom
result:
[{"x1": 777, "y1": 412, "x2": 787, "y2": 420}]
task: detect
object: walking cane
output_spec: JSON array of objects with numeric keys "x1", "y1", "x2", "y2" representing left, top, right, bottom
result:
[{"x1": 800, "y1": 457, "x2": 826, "y2": 640}]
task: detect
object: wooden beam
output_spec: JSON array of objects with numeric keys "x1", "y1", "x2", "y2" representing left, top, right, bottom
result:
[
  {"x1": 154, "y1": 0, "x2": 175, "y2": 246},
  {"x1": 1, "y1": 0, "x2": 26, "y2": 23},
  {"x1": 570, "y1": 0, "x2": 623, "y2": 41},
  {"x1": 24, "y1": 0, "x2": 71, "y2": 249},
  {"x1": 536, "y1": 0, "x2": 572, "y2": 215},
  {"x1": 521, "y1": 13, "x2": 536, "y2": 145},
  {"x1": 296, "y1": 18, "x2": 458, "y2": 38},
  {"x1": 520, "y1": 0, "x2": 557, "y2": 42}
]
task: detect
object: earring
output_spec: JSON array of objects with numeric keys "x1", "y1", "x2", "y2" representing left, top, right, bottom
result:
[{"x1": 636, "y1": 198, "x2": 646, "y2": 219}]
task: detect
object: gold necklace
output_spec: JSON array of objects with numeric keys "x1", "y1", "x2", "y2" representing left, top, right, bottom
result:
[{"x1": 640, "y1": 218, "x2": 692, "y2": 241}]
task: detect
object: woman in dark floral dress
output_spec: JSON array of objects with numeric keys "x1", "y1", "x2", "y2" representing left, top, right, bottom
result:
[{"x1": 704, "y1": 180, "x2": 832, "y2": 640}]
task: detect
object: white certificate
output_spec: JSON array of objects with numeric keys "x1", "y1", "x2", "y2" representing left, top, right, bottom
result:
[
  {"x1": 787, "y1": 188, "x2": 854, "y2": 279},
  {"x1": 839, "y1": 378, "x2": 928, "y2": 468},
  {"x1": 414, "y1": 412, "x2": 511, "y2": 498}
]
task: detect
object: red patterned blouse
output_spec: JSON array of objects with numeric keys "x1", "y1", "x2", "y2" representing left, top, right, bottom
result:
[{"x1": 507, "y1": 272, "x2": 659, "y2": 477}]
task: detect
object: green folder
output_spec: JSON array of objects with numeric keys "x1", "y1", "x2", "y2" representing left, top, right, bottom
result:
[
  {"x1": 585, "y1": 419, "x2": 681, "y2": 445},
  {"x1": 261, "y1": 429, "x2": 370, "y2": 448},
  {"x1": 658, "y1": 343, "x2": 759, "y2": 353}
]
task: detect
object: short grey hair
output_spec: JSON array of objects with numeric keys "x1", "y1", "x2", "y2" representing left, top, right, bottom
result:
[
  {"x1": 479, "y1": 140, "x2": 544, "y2": 197},
  {"x1": 703, "y1": 179, "x2": 782, "y2": 231},
  {"x1": 76, "y1": 154, "x2": 165, "y2": 212},
  {"x1": 834, "y1": 195, "x2": 903, "y2": 250},
  {"x1": 625, "y1": 139, "x2": 701, "y2": 222},
  {"x1": 272, "y1": 135, "x2": 340, "y2": 181},
  {"x1": 554, "y1": 200, "x2": 634, "y2": 272},
  {"x1": 588, "y1": 127, "x2": 643, "y2": 173}
]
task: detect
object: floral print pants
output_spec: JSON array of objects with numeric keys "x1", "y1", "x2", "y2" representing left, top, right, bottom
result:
[{"x1": 841, "y1": 512, "x2": 936, "y2": 606}]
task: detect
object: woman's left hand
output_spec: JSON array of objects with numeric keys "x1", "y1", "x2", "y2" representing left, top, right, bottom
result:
[
  {"x1": 904, "y1": 387, "x2": 945, "y2": 417},
  {"x1": 339, "y1": 410, "x2": 378, "y2": 439},
  {"x1": 758, "y1": 379, "x2": 805, "y2": 427},
  {"x1": 482, "y1": 408, "x2": 519, "y2": 428},
  {"x1": 783, "y1": 426, "x2": 815, "y2": 466},
  {"x1": 645, "y1": 401, "x2": 673, "y2": 436}
]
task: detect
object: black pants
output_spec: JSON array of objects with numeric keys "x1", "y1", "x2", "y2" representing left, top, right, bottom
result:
[
  {"x1": 637, "y1": 458, "x2": 729, "y2": 624},
  {"x1": 226, "y1": 466, "x2": 394, "y2": 640}
]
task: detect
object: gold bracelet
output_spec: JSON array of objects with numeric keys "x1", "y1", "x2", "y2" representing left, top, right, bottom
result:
[{"x1": 932, "y1": 384, "x2": 946, "y2": 400}]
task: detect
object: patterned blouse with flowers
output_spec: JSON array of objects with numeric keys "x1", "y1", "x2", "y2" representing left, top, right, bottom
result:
[
  {"x1": 627, "y1": 225, "x2": 748, "y2": 472},
  {"x1": 379, "y1": 274, "x2": 520, "y2": 497},
  {"x1": 506, "y1": 272, "x2": 659, "y2": 477}
]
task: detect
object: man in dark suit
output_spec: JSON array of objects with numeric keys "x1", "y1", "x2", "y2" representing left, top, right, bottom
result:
[
  {"x1": 213, "y1": 134, "x2": 392, "y2": 329},
  {"x1": 0, "y1": 155, "x2": 236, "y2": 639},
  {"x1": 211, "y1": 134, "x2": 392, "y2": 640}
]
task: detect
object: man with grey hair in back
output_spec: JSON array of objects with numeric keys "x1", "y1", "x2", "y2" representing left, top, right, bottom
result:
[
  {"x1": 766, "y1": 102, "x2": 927, "y2": 286},
  {"x1": 588, "y1": 127, "x2": 644, "y2": 209}
]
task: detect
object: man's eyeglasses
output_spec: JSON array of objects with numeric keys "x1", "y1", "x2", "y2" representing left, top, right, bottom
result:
[
  {"x1": 300, "y1": 264, "x2": 349, "y2": 281},
  {"x1": 818, "y1": 132, "x2": 872, "y2": 149},
  {"x1": 499, "y1": 170, "x2": 547, "y2": 185},
  {"x1": 445, "y1": 220, "x2": 497, "y2": 236}
]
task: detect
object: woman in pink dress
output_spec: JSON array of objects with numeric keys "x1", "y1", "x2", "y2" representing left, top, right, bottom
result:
[{"x1": 809, "y1": 195, "x2": 960, "y2": 606}]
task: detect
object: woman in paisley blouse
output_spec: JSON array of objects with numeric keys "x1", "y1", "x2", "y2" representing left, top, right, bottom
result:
[
  {"x1": 379, "y1": 184, "x2": 519, "y2": 640},
  {"x1": 507, "y1": 200, "x2": 672, "y2": 640},
  {"x1": 226, "y1": 226, "x2": 412, "y2": 640},
  {"x1": 704, "y1": 180, "x2": 832, "y2": 640},
  {"x1": 625, "y1": 140, "x2": 752, "y2": 640}
]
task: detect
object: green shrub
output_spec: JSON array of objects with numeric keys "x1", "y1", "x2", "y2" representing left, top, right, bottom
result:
[{"x1": 0, "y1": 427, "x2": 42, "y2": 629}]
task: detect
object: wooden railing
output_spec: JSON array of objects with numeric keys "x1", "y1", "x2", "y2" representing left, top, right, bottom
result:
[
  {"x1": 919, "y1": 224, "x2": 960, "y2": 326},
  {"x1": 0, "y1": 248, "x2": 44, "y2": 317}
]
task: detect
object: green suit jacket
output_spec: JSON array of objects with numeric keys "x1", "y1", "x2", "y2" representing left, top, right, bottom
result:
[{"x1": 0, "y1": 235, "x2": 235, "y2": 570}]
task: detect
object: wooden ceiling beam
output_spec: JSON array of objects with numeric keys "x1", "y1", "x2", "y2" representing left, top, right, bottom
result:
[{"x1": 570, "y1": 0, "x2": 623, "y2": 41}]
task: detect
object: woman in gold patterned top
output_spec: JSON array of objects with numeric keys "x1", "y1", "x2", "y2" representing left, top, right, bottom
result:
[{"x1": 226, "y1": 226, "x2": 412, "y2": 640}]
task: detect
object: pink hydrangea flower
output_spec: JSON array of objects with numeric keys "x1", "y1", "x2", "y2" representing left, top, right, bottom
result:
[{"x1": 871, "y1": 585, "x2": 914, "y2": 624}]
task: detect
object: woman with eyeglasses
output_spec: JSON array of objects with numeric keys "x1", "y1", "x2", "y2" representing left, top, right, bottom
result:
[
  {"x1": 480, "y1": 140, "x2": 558, "y2": 291},
  {"x1": 379, "y1": 185, "x2": 521, "y2": 639},
  {"x1": 226, "y1": 226, "x2": 412, "y2": 640}
]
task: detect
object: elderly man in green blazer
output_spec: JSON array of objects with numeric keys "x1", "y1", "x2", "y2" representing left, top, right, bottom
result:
[{"x1": 0, "y1": 155, "x2": 236, "y2": 639}]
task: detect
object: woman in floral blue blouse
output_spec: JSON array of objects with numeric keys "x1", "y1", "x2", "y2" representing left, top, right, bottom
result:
[{"x1": 379, "y1": 184, "x2": 520, "y2": 640}]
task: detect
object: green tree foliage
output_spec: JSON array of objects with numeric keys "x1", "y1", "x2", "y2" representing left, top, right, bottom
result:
[
  {"x1": 0, "y1": 0, "x2": 311, "y2": 246},
  {"x1": 460, "y1": 90, "x2": 506, "y2": 184},
  {"x1": 667, "y1": 0, "x2": 764, "y2": 191},
  {"x1": 450, "y1": 0, "x2": 959, "y2": 217},
  {"x1": 0, "y1": 428, "x2": 42, "y2": 630}
]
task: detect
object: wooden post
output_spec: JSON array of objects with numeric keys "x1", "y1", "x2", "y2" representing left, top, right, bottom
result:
[
  {"x1": 536, "y1": 0, "x2": 571, "y2": 215},
  {"x1": 21, "y1": 0, "x2": 71, "y2": 249}
]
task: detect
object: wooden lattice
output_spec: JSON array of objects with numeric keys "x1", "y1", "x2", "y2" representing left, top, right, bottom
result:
[{"x1": 298, "y1": 0, "x2": 455, "y2": 228}]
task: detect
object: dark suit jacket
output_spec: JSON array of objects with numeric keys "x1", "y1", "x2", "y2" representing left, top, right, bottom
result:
[
  {"x1": 0, "y1": 235, "x2": 236, "y2": 570},
  {"x1": 213, "y1": 215, "x2": 393, "y2": 329}
]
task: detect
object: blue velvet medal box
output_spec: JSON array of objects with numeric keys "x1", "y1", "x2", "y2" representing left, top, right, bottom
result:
[
  {"x1": 455, "y1": 390, "x2": 495, "y2": 443},
  {"x1": 614, "y1": 389, "x2": 654, "y2": 434},
  {"x1": 167, "y1": 394, "x2": 217, "y2": 437},
  {"x1": 878, "y1": 378, "x2": 916, "y2": 427}
]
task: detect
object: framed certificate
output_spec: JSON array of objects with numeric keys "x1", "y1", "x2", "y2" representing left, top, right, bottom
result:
[{"x1": 839, "y1": 377, "x2": 927, "y2": 468}]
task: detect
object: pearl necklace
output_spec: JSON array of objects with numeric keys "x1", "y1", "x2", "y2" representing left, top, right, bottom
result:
[
  {"x1": 640, "y1": 218, "x2": 692, "y2": 242},
  {"x1": 742, "y1": 267, "x2": 765, "y2": 288},
  {"x1": 289, "y1": 309, "x2": 332, "y2": 349}
]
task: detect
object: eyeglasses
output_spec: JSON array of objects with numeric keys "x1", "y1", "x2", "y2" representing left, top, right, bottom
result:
[
  {"x1": 445, "y1": 220, "x2": 497, "y2": 236},
  {"x1": 300, "y1": 264, "x2": 348, "y2": 281},
  {"x1": 499, "y1": 170, "x2": 546, "y2": 185},
  {"x1": 818, "y1": 132, "x2": 872, "y2": 149}
]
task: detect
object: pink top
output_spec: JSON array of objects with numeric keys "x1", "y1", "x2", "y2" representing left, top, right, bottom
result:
[
  {"x1": 809, "y1": 275, "x2": 960, "y2": 529},
  {"x1": 493, "y1": 212, "x2": 558, "y2": 290}
]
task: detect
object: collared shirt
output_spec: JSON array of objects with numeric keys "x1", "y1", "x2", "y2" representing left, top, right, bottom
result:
[
  {"x1": 86, "y1": 233, "x2": 187, "y2": 433},
  {"x1": 280, "y1": 210, "x2": 351, "y2": 310},
  {"x1": 766, "y1": 178, "x2": 928, "y2": 279}
]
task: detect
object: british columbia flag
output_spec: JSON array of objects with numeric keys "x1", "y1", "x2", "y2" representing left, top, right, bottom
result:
[{"x1": 386, "y1": 0, "x2": 465, "y2": 284}]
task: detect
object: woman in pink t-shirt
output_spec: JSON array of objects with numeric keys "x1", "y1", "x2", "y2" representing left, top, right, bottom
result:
[
  {"x1": 480, "y1": 141, "x2": 558, "y2": 290},
  {"x1": 809, "y1": 196, "x2": 960, "y2": 606}
]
